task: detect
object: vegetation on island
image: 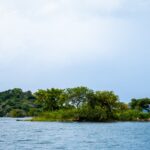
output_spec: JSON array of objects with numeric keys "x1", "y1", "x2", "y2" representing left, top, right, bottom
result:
[{"x1": 0, "y1": 87, "x2": 150, "y2": 122}]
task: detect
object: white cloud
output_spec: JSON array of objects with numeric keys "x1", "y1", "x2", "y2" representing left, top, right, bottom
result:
[
  {"x1": 70, "y1": 0, "x2": 122, "y2": 14},
  {"x1": 0, "y1": 0, "x2": 149, "y2": 85},
  {"x1": 0, "y1": 0, "x2": 127, "y2": 67}
]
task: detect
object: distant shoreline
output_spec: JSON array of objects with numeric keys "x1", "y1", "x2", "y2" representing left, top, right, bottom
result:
[
  {"x1": 1, "y1": 117, "x2": 150, "y2": 123},
  {"x1": 29, "y1": 117, "x2": 150, "y2": 122}
]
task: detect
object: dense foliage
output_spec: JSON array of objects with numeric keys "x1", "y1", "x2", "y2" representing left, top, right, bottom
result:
[
  {"x1": 0, "y1": 88, "x2": 37, "y2": 117},
  {"x1": 0, "y1": 87, "x2": 150, "y2": 121},
  {"x1": 129, "y1": 98, "x2": 150, "y2": 112}
]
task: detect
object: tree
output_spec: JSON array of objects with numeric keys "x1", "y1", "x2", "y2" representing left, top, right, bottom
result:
[
  {"x1": 35, "y1": 88, "x2": 64, "y2": 111},
  {"x1": 66, "y1": 87, "x2": 93, "y2": 108},
  {"x1": 94, "y1": 91, "x2": 119, "y2": 119},
  {"x1": 0, "y1": 88, "x2": 35, "y2": 117},
  {"x1": 117, "y1": 102, "x2": 129, "y2": 112},
  {"x1": 130, "y1": 98, "x2": 150, "y2": 112}
]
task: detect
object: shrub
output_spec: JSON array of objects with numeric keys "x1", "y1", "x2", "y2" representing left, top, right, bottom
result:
[{"x1": 7, "y1": 109, "x2": 26, "y2": 117}]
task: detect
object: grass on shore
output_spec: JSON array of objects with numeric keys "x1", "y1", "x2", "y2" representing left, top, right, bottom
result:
[
  {"x1": 30, "y1": 108, "x2": 150, "y2": 122},
  {"x1": 30, "y1": 109, "x2": 79, "y2": 122}
]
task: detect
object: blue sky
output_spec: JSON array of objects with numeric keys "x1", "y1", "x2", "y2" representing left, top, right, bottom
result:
[{"x1": 0, "y1": 0, "x2": 150, "y2": 101}]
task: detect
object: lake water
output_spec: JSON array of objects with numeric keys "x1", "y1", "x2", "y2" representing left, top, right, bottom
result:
[{"x1": 0, "y1": 118, "x2": 150, "y2": 150}]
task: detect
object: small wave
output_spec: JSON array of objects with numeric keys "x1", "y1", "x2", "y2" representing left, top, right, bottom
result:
[
  {"x1": 37, "y1": 141, "x2": 53, "y2": 145},
  {"x1": 17, "y1": 139, "x2": 33, "y2": 142}
]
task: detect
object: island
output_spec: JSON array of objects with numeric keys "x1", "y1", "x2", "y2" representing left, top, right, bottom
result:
[{"x1": 0, "y1": 87, "x2": 150, "y2": 122}]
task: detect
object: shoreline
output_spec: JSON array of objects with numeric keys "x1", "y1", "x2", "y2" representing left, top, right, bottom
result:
[
  {"x1": 1, "y1": 117, "x2": 150, "y2": 123},
  {"x1": 27, "y1": 117, "x2": 150, "y2": 123}
]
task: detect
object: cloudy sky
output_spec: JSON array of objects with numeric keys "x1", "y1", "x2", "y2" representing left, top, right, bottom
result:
[{"x1": 0, "y1": 0, "x2": 150, "y2": 101}]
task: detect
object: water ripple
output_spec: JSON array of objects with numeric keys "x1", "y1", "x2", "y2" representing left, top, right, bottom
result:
[{"x1": 0, "y1": 118, "x2": 150, "y2": 150}]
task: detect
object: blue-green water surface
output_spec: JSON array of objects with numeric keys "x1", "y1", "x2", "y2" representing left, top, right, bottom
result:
[{"x1": 0, "y1": 118, "x2": 150, "y2": 150}]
